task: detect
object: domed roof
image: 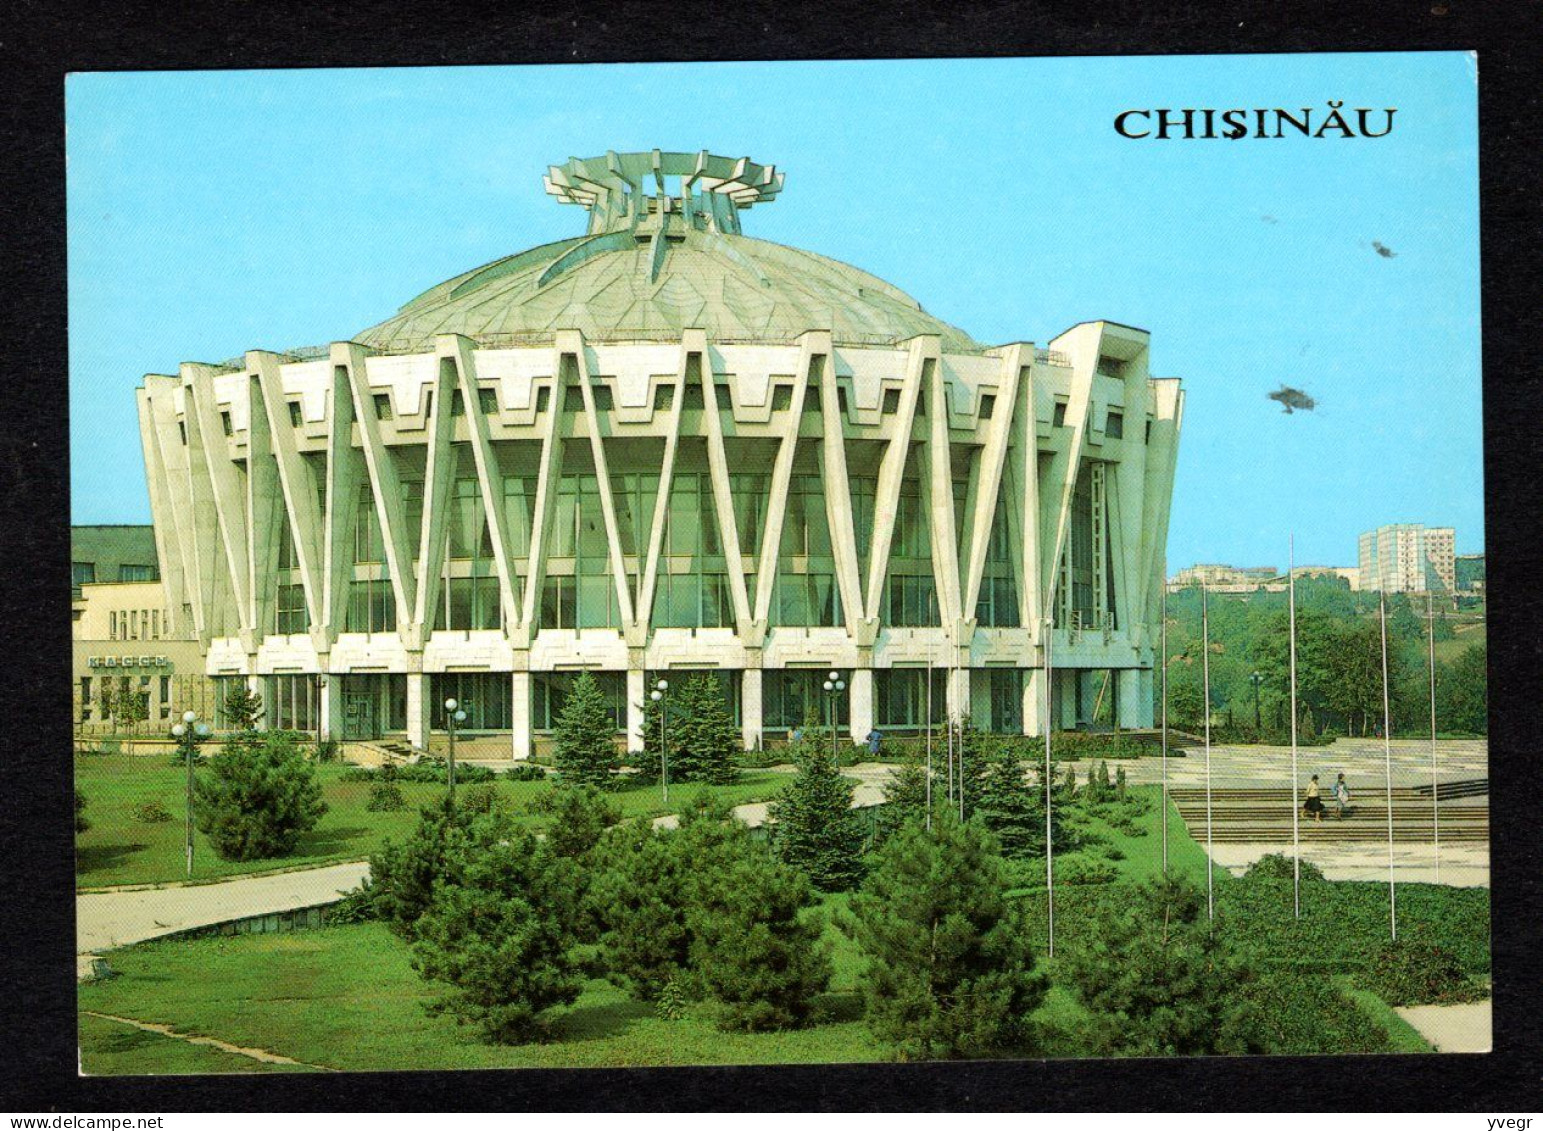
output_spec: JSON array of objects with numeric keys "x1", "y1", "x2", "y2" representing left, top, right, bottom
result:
[{"x1": 354, "y1": 150, "x2": 982, "y2": 354}]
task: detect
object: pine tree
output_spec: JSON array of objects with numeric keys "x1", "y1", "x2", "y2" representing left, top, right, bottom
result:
[
  {"x1": 686, "y1": 825, "x2": 832, "y2": 1031},
  {"x1": 410, "y1": 827, "x2": 582, "y2": 1043},
  {"x1": 192, "y1": 729, "x2": 327, "y2": 860},
  {"x1": 1061, "y1": 875, "x2": 1266, "y2": 1056},
  {"x1": 552, "y1": 670, "x2": 618, "y2": 788},
  {"x1": 368, "y1": 797, "x2": 515, "y2": 940},
  {"x1": 875, "y1": 756, "x2": 932, "y2": 846},
  {"x1": 221, "y1": 684, "x2": 265, "y2": 731},
  {"x1": 768, "y1": 729, "x2": 867, "y2": 892},
  {"x1": 972, "y1": 740, "x2": 1043, "y2": 860},
  {"x1": 669, "y1": 673, "x2": 740, "y2": 784},
  {"x1": 847, "y1": 812, "x2": 1048, "y2": 1059}
]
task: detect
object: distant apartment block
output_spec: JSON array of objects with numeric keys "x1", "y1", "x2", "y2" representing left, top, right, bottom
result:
[{"x1": 1358, "y1": 524, "x2": 1456, "y2": 594}]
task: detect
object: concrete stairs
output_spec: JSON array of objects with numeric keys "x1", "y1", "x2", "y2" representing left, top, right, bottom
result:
[{"x1": 1168, "y1": 785, "x2": 1489, "y2": 844}]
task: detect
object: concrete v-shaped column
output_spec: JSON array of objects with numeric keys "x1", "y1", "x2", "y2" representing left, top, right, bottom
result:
[
  {"x1": 697, "y1": 331, "x2": 754, "y2": 635},
  {"x1": 812, "y1": 335, "x2": 865, "y2": 640},
  {"x1": 138, "y1": 378, "x2": 198, "y2": 639},
  {"x1": 559, "y1": 330, "x2": 636, "y2": 633},
  {"x1": 322, "y1": 345, "x2": 367, "y2": 646},
  {"x1": 920, "y1": 343, "x2": 964, "y2": 639},
  {"x1": 1140, "y1": 380, "x2": 1185, "y2": 638},
  {"x1": 751, "y1": 332, "x2": 822, "y2": 631},
  {"x1": 411, "y1": 353, "x2": 462, "y2": 642},
  {"x1": 171, "y1": 380, "x2": 221, "y2": 644},
  {"x1": 342, "y1": 344, "x2": 418, "y2": 640},
  {"x1": 637, "y1": 336, "x2": 692, "y2": 634},
  {"x1": 250, "y1": 352, "x2": 326, "y2": 631},
  {"x1": 183, "y1": 363, "x2": 253, "y2": 634},
  {"x1": 440, "y1": 335, "x2": 523, "y2": 634},
  {"x1": 961, "y1": 345, "x2": 1030, "y2": 621},
  {"x1": 1013, "y1": 359, "x2": 1045, "y2": 635},
  {"x1": 516, "y1": 345, "x2": 570, "y2": 634},
  {"x1": 242, "y1": 366, "x2": 283, "y2": 643},
  {"x1": 861, "y1": 337, "x2": 932, "y2": 629},
  {"x1": 1110, "y1": 344, "x2": 1153, "y2": 645},
  {"x1": 1038, "y1": 325, "x2": 1101, "y2": 622}
]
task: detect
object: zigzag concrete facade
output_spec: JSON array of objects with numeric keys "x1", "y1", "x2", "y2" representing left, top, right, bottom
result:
[{"x1": 135, "y1": 150, "x2": 1183, "y2": 757}]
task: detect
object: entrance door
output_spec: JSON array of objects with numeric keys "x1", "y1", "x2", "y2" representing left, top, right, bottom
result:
[{"x1": 343, "y1": 687, "x2": 377, "y2": 740}]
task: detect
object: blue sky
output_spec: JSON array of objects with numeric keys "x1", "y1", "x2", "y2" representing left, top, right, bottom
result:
[{"x1": 67, "y1": 53, "x2": 1481, "y2": 569}]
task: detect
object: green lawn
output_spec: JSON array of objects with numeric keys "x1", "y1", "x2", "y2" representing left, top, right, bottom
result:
[
  {"x1": 75, "y1": 754, "x2": 792, "y2": 889},
  {"x1": 1433, "y1": 619, "x2": 1486, "y2": 663},
  {"x1": 78, "y1": 1012, "x2": 308, "y2": 1075},
  {"x1": 77, "y1": 789, "x2": 1439, "y2": 1073}
]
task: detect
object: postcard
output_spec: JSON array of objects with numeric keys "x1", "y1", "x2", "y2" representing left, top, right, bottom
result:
[{"x1": 68, "y1": 53, "x2": 1486, "y2": 1074}]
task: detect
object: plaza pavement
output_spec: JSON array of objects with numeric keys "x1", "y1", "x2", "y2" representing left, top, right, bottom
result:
[{"x1": 1394, "y1": 1001, "x2": 1492, "y2": 1053}]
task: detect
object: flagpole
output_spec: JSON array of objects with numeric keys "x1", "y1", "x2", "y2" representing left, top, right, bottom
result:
[
  {"x1": 1160, "y1": 560, "x2": 1169, "y2": 877},
  {"x1": 1203, "y1": 579, "x2": 1214, "y2": 922},
  {"x1": 1289, "y1": 536, "x2": 1301, "y2": 919},
  {"x1": 1427, "y1": 592, "x2": 1439, "y2": 883},
  {"x1": 1380, "y1": 592, "x2": 1397, "y2": 942},
  {"x1": 925, "y1": 657, "x2": 934, "y2": 831},
  {"x1": 1044, "y1": 609, "x2": 1055, "y2": 958}
]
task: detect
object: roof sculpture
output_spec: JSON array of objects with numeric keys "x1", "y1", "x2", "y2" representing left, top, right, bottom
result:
[{"x1": 354, "y1": 149, "x2": 982, "y2": 354}]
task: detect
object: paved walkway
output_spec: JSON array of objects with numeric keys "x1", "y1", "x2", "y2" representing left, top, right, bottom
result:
[
  {"x1": 1395, "y1": 1001, "x2": 1492, "y2": 1053},
  {"x1": 77, "y1": 860, "x2": 369, "y2": 956}
]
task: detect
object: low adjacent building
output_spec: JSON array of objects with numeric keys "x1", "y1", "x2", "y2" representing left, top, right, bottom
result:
[{"x1": 71, "y1": 526, "x2": 221, "y2": 734}]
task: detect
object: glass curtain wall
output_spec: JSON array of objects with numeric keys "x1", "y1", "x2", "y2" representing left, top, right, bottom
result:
[{"x1": 773, "y1": 474, "x2": 841, "y2": 627}]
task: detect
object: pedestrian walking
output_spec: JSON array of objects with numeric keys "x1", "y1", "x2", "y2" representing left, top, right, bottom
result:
[
  {"x1": 1333, "y1": 772, "x2": 1352, "y2": 819},
  {"x1": 1303, "y1": 774, "x2": 1325, "y2": 824}
]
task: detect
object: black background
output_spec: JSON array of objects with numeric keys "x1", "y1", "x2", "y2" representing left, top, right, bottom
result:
[{"x1": 3, "y1": 0, "x2": 1540, "y2": 1112}]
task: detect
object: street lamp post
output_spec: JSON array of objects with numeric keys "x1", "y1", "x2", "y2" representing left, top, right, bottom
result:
[
  {"x1": 444, "y1": 698, "x2": 467, "y2": 802},
  {"x1": 314, "y1": 675, "x2": 327, "y2": 756},
  {"x1": 170, "y1": 710, "x2": 209, "y2": 878},
  {"x1": 822, "y1": 671, "x2": 846, "y2": 765},
  {"x1": 649, "y1": 679, "x2": 669, "y2": 803},
  {"x1": 1250, "y1": 670, "x2": 1263, "y2": 733}
]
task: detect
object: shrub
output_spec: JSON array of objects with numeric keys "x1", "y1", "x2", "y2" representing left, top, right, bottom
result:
[
  {"x1": 315, "y1": 739, "x2": 340, "y2": 763},
  {"x1": 1245, "y1": 852, "x2": 1326, "y2": 883},
  {"x1": 1355, "y1": 939, "x2": 1489, "y2": 1006},
  {"x1": 132, "y1": 799, "x2": 174, "y2": 824},
  {"x1": 1060, "y1": 876, "x2": 1267, "y2": 1057},
  {"x1": 459, "y1": 783, "x2": 506, "y2": 816},
  {"x1": 846, "y1": 813, "x2": 1047, "y2": 1059},
  {"x1": 552, "y1": 671, "x2": 618, "y2": 788},
  {"x1": 1050, "y1": 730, "x2": 1149, "y2": 761},
  {"x1": 1056, "y1": 856, "x2": 1118, "y2": 885},
  {"x1": 768, "y1": 730, "x2": 867, "y2": 892},
  {"x1": 505, "y1": 763, "x2": 546, "y2": 782},
  {"x1": 365, "y1": 782, "x2": 405, "y2": 812},
  {"x1": 192, "y1": 730, "x2": 326, "y2": 860},
  {"x1": 411, "y1": 827, "x2": 582, "y2": 1043},
  {"x1": 74, "y1": 789, "x2": 90, "y2": 833}
]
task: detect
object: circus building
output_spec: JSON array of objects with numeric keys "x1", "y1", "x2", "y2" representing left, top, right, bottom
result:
[{"x1": 135, "y1": 149, "x2": 1184, "y2": 757}]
